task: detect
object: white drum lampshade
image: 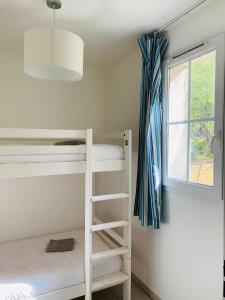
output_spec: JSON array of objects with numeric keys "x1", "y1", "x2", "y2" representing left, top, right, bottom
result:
[{"x1": 24, "y1": 27, "x2": 84, "y2": 81}]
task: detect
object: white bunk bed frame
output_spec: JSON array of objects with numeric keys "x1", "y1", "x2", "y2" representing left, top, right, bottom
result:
[{"x1": 0, "y1": 128, "x2": 132, "y2": 300}]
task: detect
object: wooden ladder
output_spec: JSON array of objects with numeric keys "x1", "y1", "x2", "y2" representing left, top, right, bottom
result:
[{"x1": 85, "y1": 129, "x2": 132, "y2": 300}]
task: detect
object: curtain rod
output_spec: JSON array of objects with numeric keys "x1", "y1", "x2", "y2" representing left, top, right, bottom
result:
[
  {"x1": 155, "y1": 0, "x2": 209, "y2": 33},
  {"x1": 170, "y1": 42, "x2": 206, "y2": 60}
]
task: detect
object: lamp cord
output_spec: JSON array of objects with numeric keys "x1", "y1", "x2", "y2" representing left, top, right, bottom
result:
[
  {"x1": 53, "y1": 5, "x2": 55, "y2": 29},
  {"x1": 51, "y1": 5, "x2": 56, "y2": 65}
]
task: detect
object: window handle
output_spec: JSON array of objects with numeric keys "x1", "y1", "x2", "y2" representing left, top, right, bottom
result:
[{"x1": 211, "y1": 130, "x2": 222, "y2": 154}]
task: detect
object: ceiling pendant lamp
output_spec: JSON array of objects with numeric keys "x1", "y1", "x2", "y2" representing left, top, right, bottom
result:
[{"x1": 24, "y1": 0, "x2": 84, "y2": 81}]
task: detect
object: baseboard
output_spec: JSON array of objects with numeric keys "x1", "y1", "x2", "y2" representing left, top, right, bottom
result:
[{"x1": 132, "y1": 273, "x2": 162, "y2": 300}]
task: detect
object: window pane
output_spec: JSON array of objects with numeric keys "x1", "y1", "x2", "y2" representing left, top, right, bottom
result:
[
  {"x1": 190, "y1": 121, "x2": 214, "y2": 186},
  {"x1": 168, "y1": 124, "x2": 188, "y2": 180},
  {"x1": 191, "y1": 51, "x2": 216, "y2": 119},
  {"x1": 168, "y1": 63, "x2": 189, "y2": 122}
]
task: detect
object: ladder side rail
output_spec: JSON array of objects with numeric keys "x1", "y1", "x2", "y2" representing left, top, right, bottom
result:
[
  {"x1": 85, "y1": 129, "x2": 93, "y2": 300},
  {"x1": 123, "y1": 130, "x2": 132, "y2": 300}
]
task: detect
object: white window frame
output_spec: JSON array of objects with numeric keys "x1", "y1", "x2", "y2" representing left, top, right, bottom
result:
[{"x1": 162, "y1": 34, "x2": 224, "y2": 200}]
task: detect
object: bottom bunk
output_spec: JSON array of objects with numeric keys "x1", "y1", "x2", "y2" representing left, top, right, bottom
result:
[{"x1": 0, "y1": 229, "x2": 128, "y2": 300}]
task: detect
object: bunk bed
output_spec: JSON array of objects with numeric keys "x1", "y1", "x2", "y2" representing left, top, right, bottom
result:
[{"x1": 0, "y1": 128, "x2": 132, "y2": 300}]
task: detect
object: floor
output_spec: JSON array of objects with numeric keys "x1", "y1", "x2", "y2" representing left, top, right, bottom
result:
[{"x1": 77, "y1": 281, "x2": 152, "y2": 300}]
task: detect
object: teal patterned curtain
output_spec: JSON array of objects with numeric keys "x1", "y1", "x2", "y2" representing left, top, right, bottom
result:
[{"x1": 134, "y1": 32, "x2": 168, "y2": 229}]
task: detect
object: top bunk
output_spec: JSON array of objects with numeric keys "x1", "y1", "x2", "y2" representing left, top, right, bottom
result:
[{"x1": 0, "y1": 128, "x2": 131, "y2": 178}]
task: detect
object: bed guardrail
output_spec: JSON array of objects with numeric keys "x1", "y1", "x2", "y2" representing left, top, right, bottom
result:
[
  {"x1": 0, "y1": 128, "x2": 125, "y2": 141},
  {"x1": 0, "y1": 128, "x2": 86, "y2": 140}
]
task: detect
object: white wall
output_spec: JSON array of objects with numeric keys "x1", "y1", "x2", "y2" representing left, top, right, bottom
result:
[
  {"x1": 0, "y1": 52, "x2": 106, "y2": 130},
  {"x1": 1, "y1": 1, "x2": 224, "y2": 298},
  {"x1": 97, "y1": 1, "x2": 225, "y2": 299},
  {"x1": 0, "y1": 51, "x2": 107, "y2": 243}
]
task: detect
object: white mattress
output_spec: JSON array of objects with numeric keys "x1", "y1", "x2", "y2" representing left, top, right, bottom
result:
[
  {"x1": 0, "y1": 144, "x2": 124, "y2": 164},
  {"x1": 0, "y1": 229, "x2": 122, "y2": 300}
]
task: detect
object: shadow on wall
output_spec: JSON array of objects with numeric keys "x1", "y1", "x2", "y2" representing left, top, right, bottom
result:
[{"x1": 161, "y1": 192, "x2": 170, "y2": 224}]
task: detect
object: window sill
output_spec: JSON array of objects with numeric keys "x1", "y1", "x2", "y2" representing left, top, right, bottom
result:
[{"x1": 162, "y1": 183, "x2": 222, "y2": 201}]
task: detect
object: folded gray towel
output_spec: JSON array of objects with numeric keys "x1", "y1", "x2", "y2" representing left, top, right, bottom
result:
[
  {"x1": 54, "y1": 140, "x2": 85, "y2": 146},
  {"x1": 46, "y1": 238, "x2": 75, "y2": 252}
]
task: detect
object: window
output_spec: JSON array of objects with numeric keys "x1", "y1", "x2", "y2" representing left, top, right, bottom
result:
[{"x1": 163, "y1": 35, "x2": 224, "y2": 199}]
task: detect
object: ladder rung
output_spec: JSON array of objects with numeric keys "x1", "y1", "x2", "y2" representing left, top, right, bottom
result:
[
  {"x1": 92, "y1": 271, "x2": 129, "y2": 292},
  {"x1": 92, "y1": 193, "x2": 129, "y2": 202},
  {"x1": 92, "y1": 247, "x2": 129, "y2": 261},
  {"x1": 92, "y1": 220, "x2": 129, "y2": 232}
]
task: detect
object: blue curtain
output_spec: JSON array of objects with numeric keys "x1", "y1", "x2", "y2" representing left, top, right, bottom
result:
[{"x1": 134, "y1": 32, "x2": 168, "y2": 230}]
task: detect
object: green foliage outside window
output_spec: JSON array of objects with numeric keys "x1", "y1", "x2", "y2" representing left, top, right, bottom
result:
[{"x1": 191, "y1": 52, "x2": 215, "y2": 163}]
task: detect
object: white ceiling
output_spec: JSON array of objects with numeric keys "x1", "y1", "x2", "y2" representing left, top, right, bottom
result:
[{"x1": 0, "y1": 0, "x2": 211, "y2": 66}]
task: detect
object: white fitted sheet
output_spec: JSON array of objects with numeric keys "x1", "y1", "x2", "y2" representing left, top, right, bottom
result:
[
  {"x1": 0, "y1": 229, "x2": 122, "y2": 300},
  {"x1": 0, "y1": 144, "x2": 124, "y2": 164}
]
